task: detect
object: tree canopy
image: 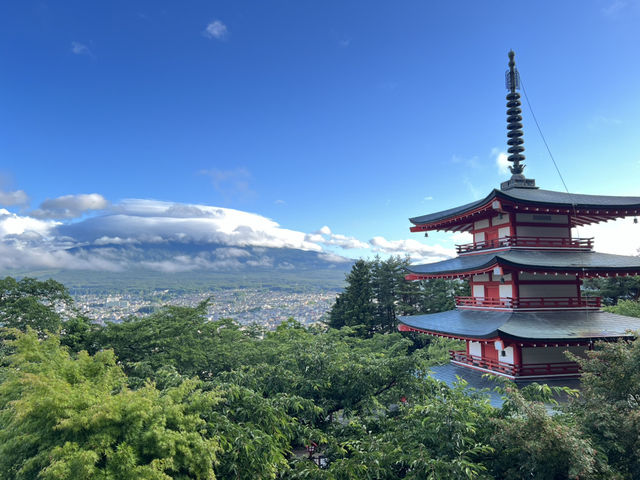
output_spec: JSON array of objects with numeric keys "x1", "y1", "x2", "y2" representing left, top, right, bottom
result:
[
  {"x1": 1, "y1": 275, "x2": 640, "y2": 479},
  {"x1": 328, "y1": 256, "x2": 468, "y2": 336}
]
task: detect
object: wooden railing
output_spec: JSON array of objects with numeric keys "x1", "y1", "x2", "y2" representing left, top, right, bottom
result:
[
  {"x1": 456, "y1": 236, "x2": 593, "y2": 254},
  {"x1": 449, "y1": 350, "x2": 581, "y2": 377},
  {"x1": 455, "y1": 296, "x2": 601, "y2": 310},
  {"x1": 455, "y1": 296, "x2": 513, "y2": 308}
]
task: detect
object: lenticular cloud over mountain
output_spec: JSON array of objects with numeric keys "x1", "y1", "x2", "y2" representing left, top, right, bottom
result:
[
  {"x1": 0, "y1": 197, "x2": 460, "y2": 272},
  {"x1": 57, "y1": 199, "x2": 323, "y2": 251},
  {"x1": 0, "y1": 199, "x2": 339, "y2": 272}
]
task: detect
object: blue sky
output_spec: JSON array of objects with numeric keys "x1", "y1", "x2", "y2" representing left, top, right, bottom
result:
[{"x1": 1, "y1": 1, "x2": 640, "y2": 271}]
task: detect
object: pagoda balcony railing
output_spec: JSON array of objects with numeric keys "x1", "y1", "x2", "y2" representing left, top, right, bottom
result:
[
  {"x1": 455, "y1": 236, "x2": 594, "y2": 254},
  {"x1": 455, "y1": 296, "x2": 601, "y2": 310},
  {"x1": 449, "y1": 351, "x2": 581, "y2": 377}
]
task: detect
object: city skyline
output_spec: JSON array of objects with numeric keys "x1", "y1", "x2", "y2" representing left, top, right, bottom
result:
[{"x1": 1, "y1": 1, "x2": 640, "y2": 273}]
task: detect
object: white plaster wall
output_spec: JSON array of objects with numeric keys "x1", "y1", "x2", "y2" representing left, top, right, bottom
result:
[
  {"x1": 492, "y1": 214, "x2": 510, "y2": 226},
  {"x1": 498, "y1": 226, "x2": 511, "y2": 238},
  {"x1": 516, "y1": 226, "x2": 570, "y2": 238},
  {"x1": 473, "y1": 273, "x2": 490, "y2": 282},
  {"x1": 518, "y1": 284, "x2": 578, "y2": 298},
  {"x1": 522, "y1": 345, "x2": 586, "y2": 363},
  {"x1": 469, "y1": 341, "x2": 482, "y2": 357},
  {"x1": 499, "y1": 284, "x2": 513, "y2": 298},
  {"x1": 474, "y1": 231, "x2": 486, "y2": 243},
  {"x1": 473, "y1": 285, "x2": 485, "y2": 297},
  {"x1": 500, "y1": 346, "x2": 514, "y2": 364},
  {"x1": 474, "y1": 219, "x2": 490, "y2": 229},
  {"x1": 516, "y1": 213, "x2": 568, "y2": 224}
]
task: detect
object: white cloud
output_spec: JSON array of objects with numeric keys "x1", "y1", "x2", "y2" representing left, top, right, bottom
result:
[
  {"x1": 0, "y1": 242, "x2": 123, "y2": 271},
  {"x1": 322, "y1": 233, "x2": 369, "y2": 250},
  {"x1": 0, "y1": 208, "x2": 57, "y2": 237},
  {"x1": 29, "y1": 193, "x2": 109, "y2": 218},
  {"x1": 30, "y1": 193, "x2": 109, "y2": 219},
  {"x1": 369, "y1": 236, "x2": 455, "y2": 263},
  {"x1": 0, "y1": 189, "x2": 29, "y2": 207},
  {"x1": 0, "y1": 198, "x2": 340, "y2": 272},
  {"x1": 575, "y1": 218, "x2": 640, "y2": 256},
  {"x1": 203, "y1": 20, "x2": 228, "y2": 40},
  {"x1": 59, "y1": 199, "x2": 323, "y2": 252},
  {"x1": 71, "y1": 42, "x2": 91, "y2": 56},
  {"x1": 305, "y1": 225, "x2": 368, "y2": 250},
  {"x1": 450, "y1": 231, "x2": 473, "y2": 244},
  {"x1": 318, "y1": 252, "x2": 352, "y2": 263},
  {"x1": 492, "y1": 147, "x2": 510, "y2": 176}
]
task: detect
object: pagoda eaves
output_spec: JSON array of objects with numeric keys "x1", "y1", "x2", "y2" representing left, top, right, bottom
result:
[
  {"x1": 405, "y1": 250, "x2": 640, "y2": 280},
  {"x1": 410, "y1": 188, "x2": 640, "y2": 233}
]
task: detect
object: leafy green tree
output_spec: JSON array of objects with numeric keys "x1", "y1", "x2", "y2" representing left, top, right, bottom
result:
[
  {"x1": 568, "y1": 337, "x2": 640, "y2": 478},
  {"x1": 329, "y1": 256, "x2": 469, "y2": 337},
  {"x1": 0, "y1": 276, "x2": 74, "y2": 335},
  {"x1": 223, "y1": 320, "x2": 422, "y2": 424},
  {"x1": 328, "y1": 260, "x2": 375, "y2": 332},
  {"x1": 370, "y1": 256, "x2": 406, "y2": 334},
  {"x1": 0, "y1": 330, "x2": 307, "y2": 480},
  {"x1": 59, "y1": 315, "x2": 98, "y2": 352},
  {"x1": 489, "y1": 384, "x2": 602, "y2": 480},
  {"x1": 94, "y1": 302, "x2": 256, "y2": 381},
  {"x1": 604, "y1": 299, "x2": 640, "y2": 318},
  {"x1": 287, "y1": 378, "x2": 496, "y2": 480},
  {"x1": 0, "y1": 330, "x2": 221, "y2": 479},
  {"x1": 583, "y1": 276, "x2": 640, "y2": 305}
]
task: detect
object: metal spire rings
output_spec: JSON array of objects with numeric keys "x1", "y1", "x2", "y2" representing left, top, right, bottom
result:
[{"x1": 505, "y1": 50, "x2": 525, "y2": 176}]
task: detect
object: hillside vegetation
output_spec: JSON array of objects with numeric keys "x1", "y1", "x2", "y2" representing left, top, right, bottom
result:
[{"x1": 1, "y1": 272, "x2": 640, "y2": 479}]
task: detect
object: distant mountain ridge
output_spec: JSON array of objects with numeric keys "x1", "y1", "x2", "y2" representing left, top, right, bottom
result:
[{"x1": 5, "y1": 242, "x2": 352, "y2": 293}]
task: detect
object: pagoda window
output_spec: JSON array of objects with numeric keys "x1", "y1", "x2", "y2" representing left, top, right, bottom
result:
[
  {"x1": 497, "y1": 226, "x2": 511, "y2": 238},
  {"x1": 474, "y1": 231, "x2": 485, "y2": 243},
  {"x1": 473, "y1": 274, "x2": 490, "y2": 282},
  {"x1": 519, "y1": 272, "x2": 576, "y2": 281},
  {"x1": 474, "y1": 219, "x2": 490, "y2": 229},
  {"x1": 516, "y1": 213, "x2": 569, "y2": 224},
  {"x1": 518, "y1": 283, "x2": 579, "y2": 298},
  {"x1": 516, "y1": 225, "x2": 571, "y2": 238},
  {"x1": 472, "y1": 284, "x2": 485, "y2": 298},
  {"x1": 469, "y1": 341, "x2": 482, "y2": 357},
  {"x1": 522, "y1": 345, "x2": 586, "y2": 364},
  {"x1": 499, "y1": 283, "x2": 513, "y2": 298},
  {"x1": 492, "y1": 213, "x2": 510, "y2": 226}
]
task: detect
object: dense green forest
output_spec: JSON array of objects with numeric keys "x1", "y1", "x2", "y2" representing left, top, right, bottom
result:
[{"x1": 1, "y1": 269, "x2": 640, "y2": 479}]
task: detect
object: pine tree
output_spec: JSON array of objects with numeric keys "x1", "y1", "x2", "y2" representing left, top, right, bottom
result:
[{"x1": 328, "y1": 259, "x2": 375, "y2": 331}]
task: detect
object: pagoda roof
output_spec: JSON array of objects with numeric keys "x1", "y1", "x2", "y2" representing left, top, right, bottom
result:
[
  {"x1": 406, "y1": 250, "x2": 640, "y2": 279},
  {"x1": 397, "y1": 309, "x2": 640, "y2": 341},
  {"x1": 410, "y1": 187, "x2": 640, "y2": 231}
]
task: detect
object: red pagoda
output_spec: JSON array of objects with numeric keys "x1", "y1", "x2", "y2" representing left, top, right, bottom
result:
[{"x1": 397, "y1": 51, "x2": 640, "y2": 381}]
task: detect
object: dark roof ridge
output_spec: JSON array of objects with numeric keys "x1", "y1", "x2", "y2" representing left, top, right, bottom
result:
[{"x1": 410, "y1": 187, "x2": 640, "y2": 227}]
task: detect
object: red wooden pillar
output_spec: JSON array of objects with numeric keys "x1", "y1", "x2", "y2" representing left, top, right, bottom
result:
[
  {"x1": 512, "y1": 271, "x2": 520, "y2": 302},
  {"x1": 512, "y1": 343, "x2": 522, "y2": 375}
]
